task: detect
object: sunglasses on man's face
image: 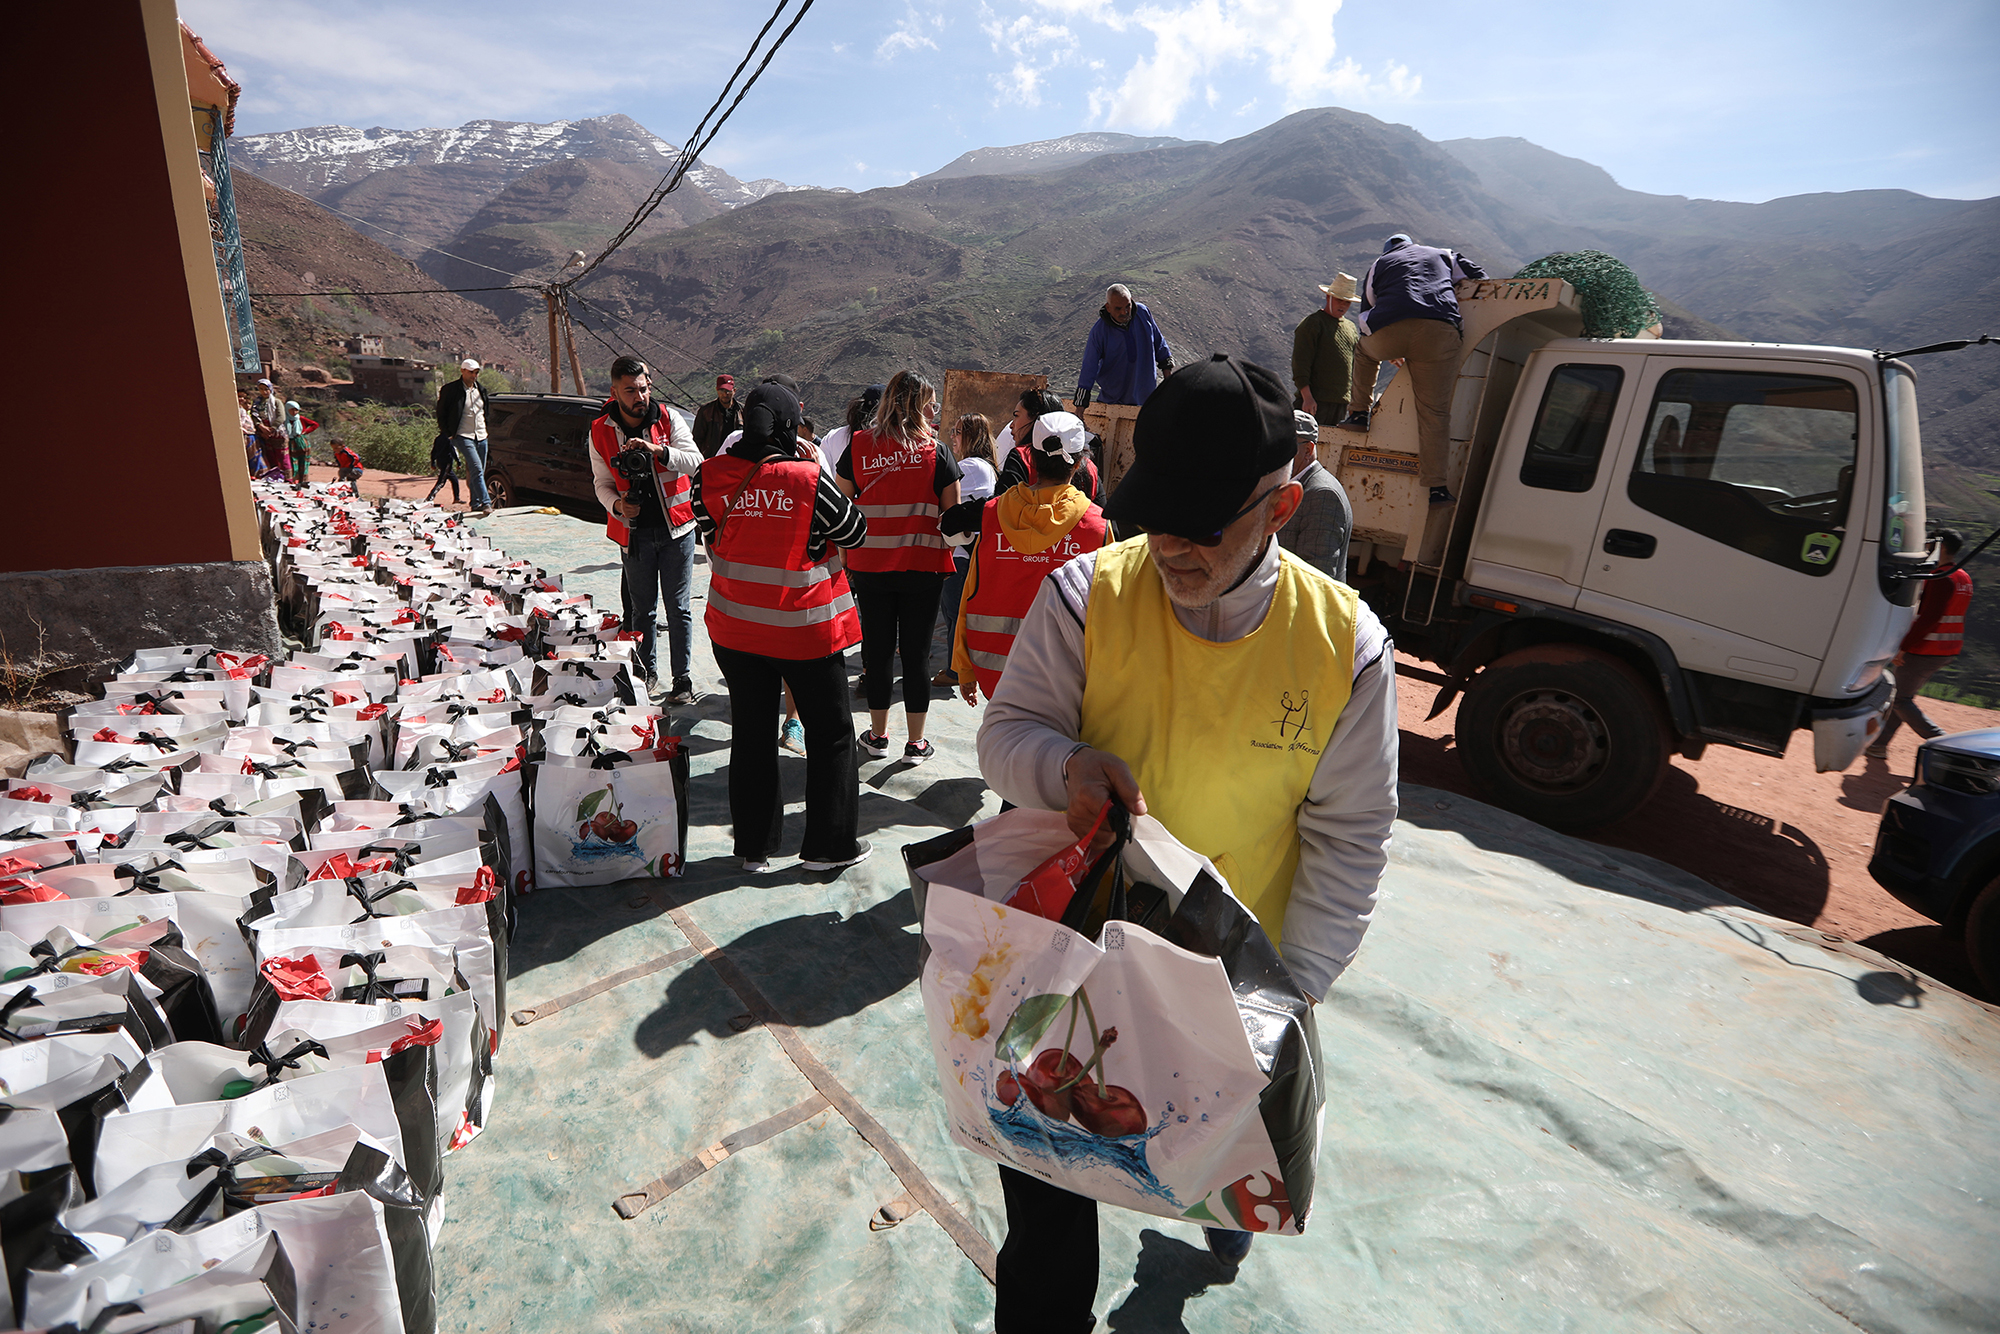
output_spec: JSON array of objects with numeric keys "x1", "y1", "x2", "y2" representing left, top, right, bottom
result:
[{"x1": 1143, "y1": 483, "x2": 1284, "y2": 547}]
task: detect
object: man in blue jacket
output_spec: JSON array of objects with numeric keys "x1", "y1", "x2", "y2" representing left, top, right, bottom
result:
[
  {"x1": 1074, "y1": 284, "x2": 1173, "y2": 408},
  {"x1": 1339, "y1": 234, "x2": 1487, "y2": 506}
]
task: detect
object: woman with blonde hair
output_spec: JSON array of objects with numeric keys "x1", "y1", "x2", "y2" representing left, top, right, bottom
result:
[{"x1": 836, "y1": 370, "x2": 963, "y2": 763}]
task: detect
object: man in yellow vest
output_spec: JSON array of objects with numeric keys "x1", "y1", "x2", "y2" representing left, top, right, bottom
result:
[{"x1": 976, "y1": 352, "x2": 1398, "y2": 1327}]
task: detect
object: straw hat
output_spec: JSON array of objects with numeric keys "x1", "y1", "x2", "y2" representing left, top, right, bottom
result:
[{"x1": 1318, "y1": 272, "x2": 1358, "y2": 301}]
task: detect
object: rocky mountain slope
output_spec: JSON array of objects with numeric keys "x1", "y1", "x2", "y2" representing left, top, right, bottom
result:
[
  {"x1": 235, "y1": 113, "x2": 813, "y2": 262},
  {"x1": 234, "y1": 170, "x2": 536, "y2": 379},
  {"x1": 918, "y1": 132, "x2": 1197, "y2": 182}
]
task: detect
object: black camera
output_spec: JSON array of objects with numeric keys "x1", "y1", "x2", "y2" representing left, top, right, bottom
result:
[{"x1": 611, "y1": 447, "x2": 654, "y2": 483}]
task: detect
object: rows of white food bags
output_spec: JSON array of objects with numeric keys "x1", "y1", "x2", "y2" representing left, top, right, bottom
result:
[{"x1": 0, "y1": 479, "x2": 688, "y2": 1333}]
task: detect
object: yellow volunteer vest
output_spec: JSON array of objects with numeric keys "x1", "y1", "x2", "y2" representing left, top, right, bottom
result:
[{"x1": 1080, "y1": 537, "x2": 1359, "y2": 946}]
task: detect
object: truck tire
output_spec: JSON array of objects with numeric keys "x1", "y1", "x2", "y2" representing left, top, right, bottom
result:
[
  {"x1": 1965, "y1": 876, "x2": 2000, "y2": 996},
  {"x1": 1457, "y1": 645, "x2": 1671, "y2": 832}
]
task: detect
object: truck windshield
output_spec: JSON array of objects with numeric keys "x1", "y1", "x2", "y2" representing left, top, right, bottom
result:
[{"x1": 1881, "y1": 362, "x2": 1927, "y2": 559}]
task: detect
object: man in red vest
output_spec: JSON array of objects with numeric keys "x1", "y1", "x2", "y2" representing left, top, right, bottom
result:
[
  {"x1": 1869, "y1": 529, "x2": 1975, "y2": 758},
  {"x1": 694, "y1": 381, "x2": 873, "y2": 872},
  {"x1": 589, "y1": 356, "x2": 702, "y2": 703},
  {"x1": 945, "y1": 411, "x2": 1109, "y2": 703}
]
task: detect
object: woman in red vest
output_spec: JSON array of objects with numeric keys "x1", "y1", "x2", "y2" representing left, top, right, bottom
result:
[
  {"x1": 836, "y1": 371, "x2": 963, "y2": 763},
  {"x1": 1870, "y1": 529, "x2": 1976, "y2": 758},
  {"x1": 994, "y1": 388, "x2": 1101, "y2": 503},
  {"x1": 695, "y1": 381, "x2": 873, "y2": 872},
  {"x1": 943, "y1": 411, "x2": 1110, "y2": 702}
]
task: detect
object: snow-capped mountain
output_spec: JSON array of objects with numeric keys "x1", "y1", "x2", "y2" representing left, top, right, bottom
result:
[
  {"x1": 918, "y1": 132, "x2": 1198, "y2": 182},
  {"x1": 233, "y1": 113, "x2": 814, "y2": 209}
]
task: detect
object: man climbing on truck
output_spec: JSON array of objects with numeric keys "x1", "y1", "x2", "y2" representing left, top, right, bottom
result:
[{"x1": 1338, "y1": 233, "x2": 1488, "y2": 506}]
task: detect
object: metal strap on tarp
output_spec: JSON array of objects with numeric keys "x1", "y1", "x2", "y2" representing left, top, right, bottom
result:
[
  {"x1": 508, "y1": 945, "x2": 700, "y2": 1026},
  {"x1": 613, "y1": 1093, "x2": 831, "y2": 1219},
  {"x1": 649, "y1": 895, "x2": 999, "y2": 1282}
]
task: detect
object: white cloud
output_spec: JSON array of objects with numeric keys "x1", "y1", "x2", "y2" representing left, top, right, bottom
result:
[
  {"x1": 993, "y1": 61, "x2": 1047, "y2": 108},
  {"x1": 878, "y1": 6, "x2": 945, "y2": 59},
  {"x1": 1029, "y1": 0, "x2": 1422, "y2": 133},
  {"x1": 980, "y1": 11, "x2": 1073, "y2": 51},
  {"x1": 182, "y1": 0, "x2": 663, "y2": 131}
]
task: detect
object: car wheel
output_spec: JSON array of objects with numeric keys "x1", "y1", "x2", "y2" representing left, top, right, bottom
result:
[
  {"x1": 1965, "y1": 875, "x2": 2000, "y2": 995},
  {"x1": 1457, "y1": 645, "x2": 1671, "y2": 832},
  {"x1": 486, "y1": 467, "x2": 516, "y2": 509}
]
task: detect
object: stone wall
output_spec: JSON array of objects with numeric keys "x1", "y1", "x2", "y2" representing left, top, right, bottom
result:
[{"x1": 0, "y1": 561, "x2": 281, "y2": 700}]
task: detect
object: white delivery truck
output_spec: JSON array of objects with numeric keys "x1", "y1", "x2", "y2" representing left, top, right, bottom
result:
[{"x1": 1329, "y1": 278, "x2": 1949, "y2": 830}]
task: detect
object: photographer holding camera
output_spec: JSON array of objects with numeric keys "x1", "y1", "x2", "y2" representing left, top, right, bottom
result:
[{"x1": 589, "y1": 356, "x2": 704, "y2": 703}]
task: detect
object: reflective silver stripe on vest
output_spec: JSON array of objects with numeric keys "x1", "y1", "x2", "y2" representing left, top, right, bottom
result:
[
  {"x1": 863, "y1": 531, "x2": 947, "y2": 549},
  {"x1": 708, "y1": 588, "x2": 857, "y2": 628},
  {"x1": 965, "y1": 613, "x2": 1023, "y2": 636},
  {"x1": 708, "y1": 554, "x2": 832, "y2": 588},
  {"x1": 859, "y1": 503, "x2": 937, "y2": 518},
  {"x1": 968, "y1": 648, "x2": 1009, "y2": 672}
]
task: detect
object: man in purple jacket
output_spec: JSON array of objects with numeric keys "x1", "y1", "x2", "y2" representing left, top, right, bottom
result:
[{"x1": 1338, "y1": 234, "x2": 1487, "y2": 506}]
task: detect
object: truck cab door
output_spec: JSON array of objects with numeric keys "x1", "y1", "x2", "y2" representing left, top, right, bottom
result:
[
  {"x1": 1467, "y1": 356, "x2": 1639, "y2": 607},
  {"x1": 1578, "y1": 357, "x2": 1872, "y2": 687}
]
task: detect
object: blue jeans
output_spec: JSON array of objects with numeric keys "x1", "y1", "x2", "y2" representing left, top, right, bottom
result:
[
  {"x1": 623, "y1": 526, "x2": 696, "y2": 682},
  {"x1": 454, "y1": 436, "x2": 491, "y2": 508}
]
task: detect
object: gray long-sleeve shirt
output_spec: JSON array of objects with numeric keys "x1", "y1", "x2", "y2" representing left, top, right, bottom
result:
[{"x1": 976, "y1": 537, "x2": 1398, "y2": 998}]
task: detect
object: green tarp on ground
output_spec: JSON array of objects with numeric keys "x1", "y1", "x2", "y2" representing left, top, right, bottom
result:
[{"x1": 434, "y1": 508, "x2": 2000, "y2": 1332}]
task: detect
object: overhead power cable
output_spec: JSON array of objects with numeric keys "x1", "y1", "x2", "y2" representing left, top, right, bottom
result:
[
  {"x1": 252, "y1": 284, "x2": 539, "y2": 297},
  {"x1": 568, "y1": 316, "x2": 703, "y2": 412},
  {"x1": 568, "y1": 305, "x2": 708, "y2": 411},
  {"x1": 305, "y1": 197, "x2": 530, "y2": 280},
  {"x1": 567, "y1": 0, "x2": 815, "y2": 288}
]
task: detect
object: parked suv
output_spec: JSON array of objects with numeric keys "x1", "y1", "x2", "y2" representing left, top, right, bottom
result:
[
  {"x1": 1867, "y1": 726, "x2": 2000, "y2": 992},
  {"x1": 482, "y1": 393, "x2": 609, "y2": 512}
]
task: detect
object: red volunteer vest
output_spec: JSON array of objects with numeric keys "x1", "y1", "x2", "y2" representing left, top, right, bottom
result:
[
  {"x1": 1010, "y1": 442, "x2": 1101, "y2": 503},
  {"x1": 847, "y1": 429, "x2": 955, "y2": 574},
  {"x1": 700, "y1": 455, "x2": 861, "y2": 659},
  {"x1": 961, "y1": 491, "x2": 1108, "y2": 694},
  {"x1": 591, "y1": 410, "x2": 694, "y2": 546},
  {"x1": 1906, "y1": 567, "x2": 1973, "y2": 656}
]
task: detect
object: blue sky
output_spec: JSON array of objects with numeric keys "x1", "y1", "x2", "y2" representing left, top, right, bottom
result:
[{"x1": 186, "y1": 0, "x2": 1997, "y2": 203}]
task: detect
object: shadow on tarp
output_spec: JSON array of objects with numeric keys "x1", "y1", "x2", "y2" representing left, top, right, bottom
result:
[
  {"x1": 1103, "y1": 1230, "x2": 1241, "y2": 1332},
  {"x1": 1395, "y1": 780, "x2": 1754, "y2": 916},
  {"x1": 632, "y1": 889, "x2": 921, "y2": 1057}
]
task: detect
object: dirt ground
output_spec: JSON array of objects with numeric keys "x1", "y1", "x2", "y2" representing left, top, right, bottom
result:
[
  {"x1": 1395, "y1": 655, "x2": 1999, "y2": 1002},
  {"x1": 307, "y1": 465, "x2": 1996, "y2": 1001}
]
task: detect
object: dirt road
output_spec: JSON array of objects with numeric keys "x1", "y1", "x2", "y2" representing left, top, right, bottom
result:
[{"x1": 1396, "y1": 655, "x2": 1998, "y2": 1002}]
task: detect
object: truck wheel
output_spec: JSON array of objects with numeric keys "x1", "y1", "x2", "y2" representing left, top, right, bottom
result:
[
  {"x1": 1965, "y1": 876, "x2": 2000, "y2": 996},
  {"x1": 1457, "y1": 646, "x2": 1671, "y2": 832}
]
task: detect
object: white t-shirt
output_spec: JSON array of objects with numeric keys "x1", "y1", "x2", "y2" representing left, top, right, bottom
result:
[{"x1": 820, "y1": 425, "x2": 853, "y2": 475}]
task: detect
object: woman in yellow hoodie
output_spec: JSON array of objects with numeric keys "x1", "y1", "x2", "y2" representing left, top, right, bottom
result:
[{"x1": 941, "y1": 412, "x2": 1110, "y2": 703}]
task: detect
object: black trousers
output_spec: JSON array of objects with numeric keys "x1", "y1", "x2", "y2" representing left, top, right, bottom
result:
[
  {"x1": 995, "y1": 1166, "x2": 1099, "y2": 1333},
  {"x1": 711, "y1": 644, "x2": 859, "y2": 863},
  {"x1": 849, "y1": 569, "x2": 946, "y2": 716}
]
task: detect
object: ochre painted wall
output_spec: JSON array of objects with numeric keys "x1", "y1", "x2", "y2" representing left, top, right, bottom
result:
[{"x1": 5, "y1": 1, "x2": 260, "y2": 573}]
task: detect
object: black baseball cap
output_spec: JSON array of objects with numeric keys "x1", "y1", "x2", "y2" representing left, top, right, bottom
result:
[{"x1": 1103, "y1": 353, "x2": 1296, "y2": 537}]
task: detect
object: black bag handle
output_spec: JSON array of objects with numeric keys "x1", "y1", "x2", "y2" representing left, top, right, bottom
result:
[{"x1": 1058, "y1": 798, "x2": 1134, "y2": 937}]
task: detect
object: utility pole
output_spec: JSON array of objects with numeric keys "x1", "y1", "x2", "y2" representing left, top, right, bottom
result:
[{"x1": 545, "y1": 291, "x2": 562, "y2": 394}]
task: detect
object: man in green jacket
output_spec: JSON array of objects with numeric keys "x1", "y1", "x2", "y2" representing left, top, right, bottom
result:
[{"x1": 1291, "y1": 272, "x2": 1359, "y2": 425}]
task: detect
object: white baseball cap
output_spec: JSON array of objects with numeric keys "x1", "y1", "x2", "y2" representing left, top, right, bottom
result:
[
  {"x1": 461, "y1": 358, "x2": 481, "y2": 371},
  {"x1": 1030, "y1": 411, "x2": 1090, "y2": 461}
]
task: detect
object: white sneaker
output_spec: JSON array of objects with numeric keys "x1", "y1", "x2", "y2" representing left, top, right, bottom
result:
[{"x1": 743, "y1": 858, "x2": 773, "y2": 873}]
